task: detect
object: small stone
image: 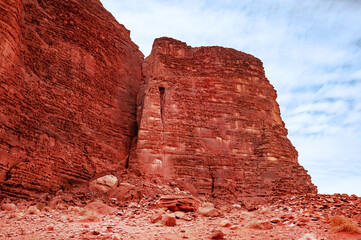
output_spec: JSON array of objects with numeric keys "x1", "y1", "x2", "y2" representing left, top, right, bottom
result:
[
  {"x1": 219, "y1": 219, "x2": 231, "y2": 227},
  {"x1": 325, "y1": 197, "x2": 335, "y2": 203},
  {"x1": 1, "y1": 203, "x2": 17, "y2": 212},
  {"x1": 229, "y1": 225, "x2": 239, "y2": 230},
  {"x1": 281, "y1": 214, "x2": 294, "y2": 220},
  {"x1": 232, "y1": 204, "x2": 242, "y2": 210},
  {"x1": 202, "y1": 202, "x2": 215, "y2": 208},
  {"x1": 112, "y1": 234, "x2": 122, "y2": 240},
  {"x1": 211, "y1": 230, "x2": 224, "y2": 239},
  {"x1": 46, "y1": 225, "x2": 54, "y2": 231},
  {"x1": 270, "y1": 218, "x2": 280, "y2": 223},
  {"x1": 259, "y1": 221, "x2": 273, "y2": 230},
  {"x1": 124, "y1": 212, "x2": 134, "y2": 218},
  {"x1": 298, "y1": 233, "x2": 317, "y2": 240},
  {"x1": 151, "y1": 214, "x2": 163, "y2": 223},
  {"x1": 128, "y1": 202, "x2": 138, "y2": 208},
  {"x1": 163, "y1": 214, "x2": 177, "y2": 226},
  {"x1": 85, "y1": 201, "x2": 117, "y2": 215},
  {"x1": 175, "y1": 211, "x2": 186, "y2": 219},
  {"x1": 297, "y1": 222, "x2": 306, "y2": 227},
  {"x1": 26, "y1": 206, "x2": 40, "y2": 215},
  {"x1": 156, "y1": 195, "x2": 200, "y2": 212},
  {"x1": 248, "y1": 220, "x2": 273, "y2": 230}
]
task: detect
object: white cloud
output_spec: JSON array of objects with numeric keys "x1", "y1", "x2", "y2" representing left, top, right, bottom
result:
[
  {"x1": 292, "y1": 133, "x2": 361, "y2": 195},
  {"x1": 291, "y1": 100, "x2": 348, "y2": 115},
  {"x1": 344, "y1": 112, "x2": 361, "y2": 125}
]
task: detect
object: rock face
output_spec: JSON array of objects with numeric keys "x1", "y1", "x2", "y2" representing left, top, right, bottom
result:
[
  {"x1": 0, "y1": 0, "x2": 143, "y2": 198},
  {"x1": 130, "y1": 37, "x2": 316, "y2": 197},
  {"x1": 1, "y1": 1, "x2": 316, "y2": 199}
]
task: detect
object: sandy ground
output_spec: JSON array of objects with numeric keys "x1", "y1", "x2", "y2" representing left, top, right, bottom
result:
[{"x1": 1, "y1": 195, "x2": 361, "y2": 240}]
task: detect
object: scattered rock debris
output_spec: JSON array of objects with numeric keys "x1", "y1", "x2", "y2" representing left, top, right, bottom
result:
[{"x1": 1, "y1": 191, "x2": 361, "y2": 239}]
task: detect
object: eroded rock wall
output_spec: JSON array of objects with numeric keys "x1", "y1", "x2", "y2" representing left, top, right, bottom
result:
[
  {"x1": 0, "y1": 0, "x2": 316, "y2": 199},
  {"x1": 0, "y1": 0, "x2": 143, "y2": 198},
  {"x1": 130, "y1": 37, "x2": 316, "y2": 198}
]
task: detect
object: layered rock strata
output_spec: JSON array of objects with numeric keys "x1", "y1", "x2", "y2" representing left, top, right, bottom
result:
[
  {"x1": 0, "y1": 0, "x2": 143, "y2": 198},
  {"x1": 0, "y1": 0, "x2": 316, "y2": 199},
  {"x1": 130, "y1": 37, "x2": 316, "y2": 198}
]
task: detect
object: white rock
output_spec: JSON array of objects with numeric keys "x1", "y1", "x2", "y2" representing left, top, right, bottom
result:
[
  {"x1": 89, "y1": 175, "x2": 118, "y2": 193},
  {"x1": 119, "y1": 182, "x2": 135, "y2": 188},
  {"x1": 202, "y1": 202, "x2": 214, "y2": 208},
  {"x1": 198, "y1": 207, "x2": 220, "y2": 217},
  {"x1": 232, "y1": 204, "x2": 242, "y2": 210},
  {"x1": 219, "y1": 219, "x2": 232, "y2": 227},
  {"x1": 174, "y1": 211, "x2": 186, "y2": 219},
  {"x1": 298, "y1": 233, "x2": 317, "y2": 240}
]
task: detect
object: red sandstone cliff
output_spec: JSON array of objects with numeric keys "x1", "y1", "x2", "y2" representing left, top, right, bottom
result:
[
  {"x1": 1, "y1": 1, "x2": 316, "y2": 200},
  {"x1": 130, "y1": 37, "x2": 316, "y2": 199},
  {"x1": 0, "y1": 0, "x2": 143, "y2": 198}
]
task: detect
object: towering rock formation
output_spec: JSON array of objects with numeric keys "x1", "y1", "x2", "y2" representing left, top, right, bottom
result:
[
  {"x1": 0, "y1": 0, "x2": 143, "y2": 198},
  {"x1": 0, "y1": 1, "x2": 316, "y2": 199},
  {"x1": 130, "y1": 37, "x2": 316, "y2": 198}
]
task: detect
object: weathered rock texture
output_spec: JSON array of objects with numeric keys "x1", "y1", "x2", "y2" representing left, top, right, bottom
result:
[
  {"x1": 0, "y1": 0, "x2": 143, "y2": 198},
  {"x1": 130, "y1": 37, "x2": 316, "y2": 198},
  {"x1": 1, "y1": 0, "x2": 316, "y2": 199}
]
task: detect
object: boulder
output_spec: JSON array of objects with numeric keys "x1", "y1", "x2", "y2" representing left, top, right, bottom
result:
[
  {"x1": 89, "y1": 175, "x2": 118, "y2": 193},
  {"x1": 26, "y1": 206, "x2": 40, "y2": 215},
  {"x1": 211, "y1": 230, "x2": 225, "y2": 239},
  {"x1": 156, "y1": 195, "x2": 201, "y2": 212},
  {"x1": 199, "y1": 207, "x2": 220, "y2": 217},
  {"x1": 150, "y1": 214, "x2": 163, "y2": 224},
  {"x1": 107, "y1": 183, "x2": 142, "y2": 202},
  {"x1": 85, "y1": 201, "x2": 117, "y2": 215},
  {"x1": 219, "y1": 219, "x2": 232, "y2": 227},
  {"x1": 1, "y1": 203, "x2": 17, "y2": 212},
  {"x1": 163, "y1": 214, "x2": 177, "y2": 226}
]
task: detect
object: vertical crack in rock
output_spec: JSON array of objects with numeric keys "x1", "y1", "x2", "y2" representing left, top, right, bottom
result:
[
  {"x1": 5, "y1": 170, "x2": 12, "y2": 181},
  {"x1": 125, "y1": 155, "x2": 130, "y2": 169},
  {"x1": 159, "y1": 87, "x2": 166, "y2": 175},
  {"x1": 209, "y1": 166, "x2": 215, "y2": 194},
  {"x1": 159, "y1": 87, "x2": 165, "y2": 124}
]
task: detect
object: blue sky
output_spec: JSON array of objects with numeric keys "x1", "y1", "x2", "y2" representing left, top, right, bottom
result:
[{"x1": 100, "y1": 0, "x2": 361, "y2": 196}]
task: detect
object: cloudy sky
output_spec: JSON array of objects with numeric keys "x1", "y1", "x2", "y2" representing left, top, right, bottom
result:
[{"x1": 100, "y1": 0, "x2": 361, "y2": 196}]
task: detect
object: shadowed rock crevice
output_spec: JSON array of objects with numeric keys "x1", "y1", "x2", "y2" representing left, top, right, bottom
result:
[{"x1": 159, "y1": 87, "x2": 165, "y2": 124}]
